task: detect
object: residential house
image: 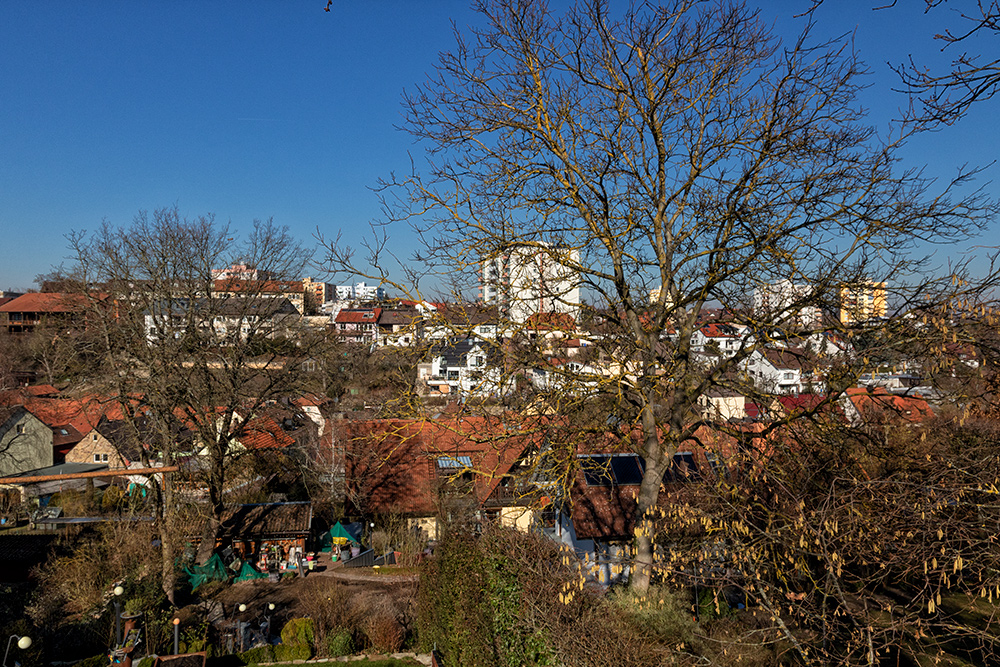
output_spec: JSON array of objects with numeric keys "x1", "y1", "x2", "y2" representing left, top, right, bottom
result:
[
  {"x1": 696, "y1": 389, "x2": 747, "y2": 421},
  {"x1": 0, "y1": 292, "x2": 88, "y2": 335},
  {"x1": 416, "y1": 338, "x2": 509, "y2": 397},
  {"x1": 338, "y1": 418, "x2": 535, "y2": 540},
  {"x1": 375, "y1": 308, "x2": 422, "y2": 347},
  {"x1": 333, "y1": 308, "x2": 381, "y2": 345},
  {"x1": 557, "y1": 427, "x2": 737, "y2": 584},
  {"x1": 841, "y1": 387, "x2": 934, "y2": 427},
  {"x1": 211, "y1": 279, "x2": 306, "y2": 313},
  {"x1": 67, "y1": 417, "x2": 151, "y2": 469},
  {"x1": 690, "y1": 323, "x2": 750, "y2": 358},
  {"x1": 744, "y1": 347, "x2": 822, "y2": 394},
  {"x1": 144, "y1": 297, "x2": 300, "y2": 344},
  {"x1": 0, "y1": 407, "x2": 53, "y2": 477}
]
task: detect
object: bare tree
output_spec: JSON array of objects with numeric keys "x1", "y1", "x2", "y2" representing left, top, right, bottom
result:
[
  {"x1": 324, "y1": 0, "x2": 997, "y2": 594},
  {"x1": 891, "y1": 0, "x2": 999, "y2": 123},
  {"x1": 67, "y1": 206, "x2": 316, "y2": 601}
]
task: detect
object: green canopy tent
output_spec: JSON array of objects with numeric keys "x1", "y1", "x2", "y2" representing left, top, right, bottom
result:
[
  {"x1": 321, "y1": 521, "x2": 359, "y2": 552},
  {"x1": 185, "y1": 553, "x2": 231, "y2": 590},
  {"x1": 330, "y1": 521, "x2": 358, "y2": 543},
  {"x1": 234, "y1": 560, "x2": 266, "y2": 582}
]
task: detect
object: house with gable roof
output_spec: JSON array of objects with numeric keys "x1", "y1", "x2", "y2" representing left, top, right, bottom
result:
[
  {"x1": 0, "y1": 292, "x2": 88, "y2": 335},
  {"x1": 334, "y1": 308, "x2": 381, "y2": 345},
  {"x1": 416, "y1": 338, "x2": 511, "y2": 397},
  {"x1": 338, "y1": 417, "x2": 539, "y2": 539},
  {"x1": 0, "y1": 407, "x2": 53, "y2": 477}
]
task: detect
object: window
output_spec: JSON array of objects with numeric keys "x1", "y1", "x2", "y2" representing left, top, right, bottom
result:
[
  {"x1": 102, "y1": 454, "x2": 109, "y2": 462},
  {"x1": 579, "y1": 454, "x2": 645, "y2": 487},
  {"x1": 15, "y1": 424, "x2": 25, "y2": 435},
  {"x1": 663, "y1": 452, "x2": 700, "y2": 482},
  {"x1": 94, "y1": 454, "x2": 101, "y2": 462},
  {"x1": 705, "y1": 452, "x2": 727, "y2": 478},
  {"x1": 93, "y1": 434, "x2": 98, "y2": 441}
]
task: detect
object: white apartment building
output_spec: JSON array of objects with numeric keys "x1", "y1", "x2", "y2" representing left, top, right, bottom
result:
[
  {"x1": 335, "y1": 281, "x2": 386, "y2": 302},
  {"x1": 752, "y1": 280, "x2": 822, "y2": 328},
  {"x1": 481, "y1": 244, "x2": 581, "y2": 324}
]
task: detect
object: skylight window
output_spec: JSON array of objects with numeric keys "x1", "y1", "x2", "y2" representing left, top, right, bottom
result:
[{"x1": 437, "y1": 455, "x2": 472, "y2": 469}]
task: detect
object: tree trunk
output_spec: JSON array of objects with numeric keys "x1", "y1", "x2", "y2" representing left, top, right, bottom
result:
[{"x1": 631, "y1": 403, "x2": 668, "y2": 593}]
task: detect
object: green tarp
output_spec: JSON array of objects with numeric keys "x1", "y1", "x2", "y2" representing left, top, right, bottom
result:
[
  {"x1": 185, "y1": 553, "x2": 230, "y2": 589},
  {"x1": 321, "y1": 521, "x2": 359, "y2": 552},
  {"x1": 235, "y1": 560, "x2": 266, "y2": 581},
  {"x1": 330, "y1": 521, "x2": 358, "y2": 543}
]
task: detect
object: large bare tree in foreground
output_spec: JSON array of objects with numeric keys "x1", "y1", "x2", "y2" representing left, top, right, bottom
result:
[
  {"x1": 326, "y1": 0, "x2": 997, "y2": 594},
  {"x1": 68, "y1": 207, "x2": 315, "y2": 601}
]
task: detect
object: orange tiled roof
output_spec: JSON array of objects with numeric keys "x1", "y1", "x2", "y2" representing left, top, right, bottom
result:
[
  {"x1": 0, "y1": 292, "x2": 87, "y2": 313},
  {"x1": 844, "y1": 387, "x2": 934, "y2": 423},
  {"x1": 237, "y1": 416, "x2": 296, "y2": 450}
]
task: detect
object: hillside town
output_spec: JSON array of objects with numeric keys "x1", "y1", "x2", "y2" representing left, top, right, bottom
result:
[{"x1": 3, "y1": 1, "x2": 1000, "y2": 666}]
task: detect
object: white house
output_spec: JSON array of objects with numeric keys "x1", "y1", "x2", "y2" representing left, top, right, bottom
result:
[{"x1": 416, "y1": 339, "x2": 510, "y2": 397}]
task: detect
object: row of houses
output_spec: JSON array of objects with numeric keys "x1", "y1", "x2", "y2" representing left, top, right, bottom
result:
[{"x1": 331, "y1": 386, "x2": 931, "y2": 583}]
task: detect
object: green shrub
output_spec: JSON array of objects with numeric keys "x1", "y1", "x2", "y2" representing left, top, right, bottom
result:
[
  {"x1": 606, "y1": 584, "x2": 700, "y2": 649},
  {"x1": 279, "y1": 616, "x2": 315, "y2": 648},
  {"x1": 70, "y1": 655, "x2": 109, "y2": 667},
  {"x1": 274, "y1": 642, "x2": 312, "y2": 662},
  {"x1": 327, "y1": 627, "x2": 355, "y2": 657},
  {"x1": 134, "y1": 658, "x2": 155, "y2": 667},
  {"x1": 237, "y1": 644, "x2": 275, "y2": 664}
]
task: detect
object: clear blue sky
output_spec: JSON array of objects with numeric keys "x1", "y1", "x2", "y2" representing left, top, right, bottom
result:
[{"x1": 1, "y1": 1, "x2": 996, "y2": 293}]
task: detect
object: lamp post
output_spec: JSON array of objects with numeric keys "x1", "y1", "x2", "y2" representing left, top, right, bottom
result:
[
  {"x1": 3, "y1": 635, "x2": 31, "y2": 667},
  {"x1": 172, "y1": 618, "x2": 180, "y2": 656},
  {"x1": 262, "y1": 602, "x2": 275, "y2": 640},
  {"x1": 237, "y1": 604, "x2": 247, "y2": 653},
  {"x1": 113, "y1": 585, "x2": 125, "y2": 646}
]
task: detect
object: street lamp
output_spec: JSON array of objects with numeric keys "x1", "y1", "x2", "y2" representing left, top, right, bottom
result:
[
  {"x1": 236, "y1": 604, "x2": 248, "y2": 652},
  {"x1": 113, "y1": 586, "x2": 125, "y2": 646},
  {"x1": 3, "y1": 635, "x2": 31, "y2": 667}
]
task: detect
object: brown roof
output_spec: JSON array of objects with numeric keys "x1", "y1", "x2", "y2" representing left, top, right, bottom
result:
[
  {"x1": 524, "y1": 312, "x2": 575, "y2": 330},
  {"x1": 0, "y1": 292, "x2": 86, "y2": 313},
  {"x1": 377, "y1": 308, "x2": 421, "y2": 326},
  {"x1": 220, "y1": 501, "x2": 313, "y2": 538}
]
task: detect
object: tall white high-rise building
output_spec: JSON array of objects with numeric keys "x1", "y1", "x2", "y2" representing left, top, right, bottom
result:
[
  {"x1": 752, "y1": 279, "x2": 822, "y2": 328},
  {"x1": 481, "y1": 244, "x2": 581, "y2": 323}
]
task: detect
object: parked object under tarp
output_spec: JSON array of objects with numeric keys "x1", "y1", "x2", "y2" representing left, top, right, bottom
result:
[{"x1": 185, "y1": 553, "x2": 230, "y2": 589}]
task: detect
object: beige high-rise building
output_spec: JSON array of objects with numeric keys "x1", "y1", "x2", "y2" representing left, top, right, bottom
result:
[
  {"x1": 481, "y1": 244, "x2": 581, "y2": 324},
  {"x1": 839, "y1": 281, "x2": 887, "y2": 324}
]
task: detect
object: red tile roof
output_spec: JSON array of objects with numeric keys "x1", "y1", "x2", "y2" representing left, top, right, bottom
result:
[
  {"x1": 844, "y1": 387, "x2": 934, "y2": 424},
  {"x1": 0, "y1": 292, "x2": 87, "y2": 313},
  {"x1": 237, "y1": 416, "x2": 296, "y2": 450},
  {"x1": 340, "y1": 417, "x2": 534, "y2": 516},
  {"x1": 335, "y1": 308, "x2": 382, "y2": 324}
]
